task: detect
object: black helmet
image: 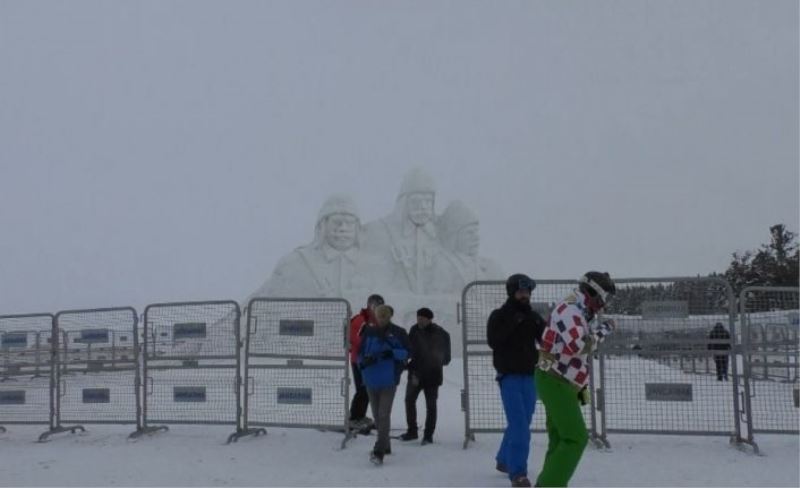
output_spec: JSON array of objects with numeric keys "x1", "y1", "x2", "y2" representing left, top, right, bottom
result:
[
  {"x1": 579, "y1": 271, "x2": 616, "y2": 305},
  {"x1": 506, "y1": 273, "x2": 536, "y2": 297}
]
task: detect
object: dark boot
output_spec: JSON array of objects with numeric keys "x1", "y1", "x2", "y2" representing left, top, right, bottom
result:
[
  {"x1": 399, "y1": 430, "x2": 418, "y2": 441},
  {"x1": 511, "y1": 475, "x2": 532, "y2": 487}
]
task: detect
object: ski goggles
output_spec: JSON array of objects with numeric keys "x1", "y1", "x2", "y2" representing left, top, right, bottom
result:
[
  {"x1": 580, "y1": 276, "x2": 614, "y2": 306},
  {"x1": 517, "y1": 277, "x2": 536, "y2": 293}
]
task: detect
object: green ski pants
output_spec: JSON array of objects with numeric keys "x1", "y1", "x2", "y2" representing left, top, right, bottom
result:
[{"x1": 534, "y1": 369, "x2": 589, "y2": 487}]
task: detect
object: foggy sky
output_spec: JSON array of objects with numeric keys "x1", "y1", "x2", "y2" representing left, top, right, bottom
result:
[{"x1": 1, "y1": 0, "x2": 797, "y2": 313}]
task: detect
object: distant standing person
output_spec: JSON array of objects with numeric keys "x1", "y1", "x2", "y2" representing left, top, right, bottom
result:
[
  {"x1": 400, "y1": 307, "x2": 451, "y2": 445},
  {"x1": 349, "y1": 294, "x2": 385, "y2": 433},
  {"x1": 535, "y1": 271, "x2": 616, "y2": 488},
  {"x1": 708, "y1": 322, "x2": 731, "y2": 381},
  {"x1": 487, "y1": 274, "x2": 546, "y2": 488},
  {"x1": 358, "y1": 304, "x2": 409, "y2": 465}
]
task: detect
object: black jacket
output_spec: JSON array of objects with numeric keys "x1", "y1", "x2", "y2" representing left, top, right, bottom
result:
[
  {"x1": 375, "y1": 322, "x2": 410, "y2": 385},
  {"x1": 708, "y1": 324, "x2": 731, "y2": 351},
  {"x1": 407, "y1": 322, "x2": 451, "y2": 387},
  {"x1": 486, "y1": 298, "x2": 546, "y2": 375}
]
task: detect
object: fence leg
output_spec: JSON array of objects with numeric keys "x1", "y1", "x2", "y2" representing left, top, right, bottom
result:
[
  {"x1": 226, "y1": 427, "x2": 267, "y2": 444},
  {"x1": 128, "y1": 425, "x2": 169, "y2": 439},
  {"x1": 463, "y1": 432, "x2": 475, "y2": 450},
  {"x1": 38, "y1": 424, "x2": 86, "y2": 442}
]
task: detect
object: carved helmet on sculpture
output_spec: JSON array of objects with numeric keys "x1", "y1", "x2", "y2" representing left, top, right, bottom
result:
[
  {"x1": 314, "y1": 194, "x2": 360, "y2": 249},
  {"x1": 397, "y1": 167, "x2": 437, "y2": 200},
  {"x1": 437, "y1": 200, "x2": 479, "y2": 254}
]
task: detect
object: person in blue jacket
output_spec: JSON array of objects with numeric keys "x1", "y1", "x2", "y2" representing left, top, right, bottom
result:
[{"x1": 358, "y1": 304, "x2": 410, "y2": 465}]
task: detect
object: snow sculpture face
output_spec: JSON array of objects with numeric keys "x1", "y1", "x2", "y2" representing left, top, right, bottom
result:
[
  {"x1": 455, "y1": 223, "x2": 480, "y2": 257},
  {"x1": 406, "y1": 193, "x2": 435, "y2": 226},
  {"x1": 323, "y1": 213, "x2": 358, "y2": 251}
]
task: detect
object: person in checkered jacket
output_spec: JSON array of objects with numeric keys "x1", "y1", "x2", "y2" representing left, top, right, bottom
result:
[{"x1": 534, "y1": 271, "x2": 617, "y2": 488}]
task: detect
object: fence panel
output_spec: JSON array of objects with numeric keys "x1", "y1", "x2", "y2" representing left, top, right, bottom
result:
[
  {"x1": 54, "y1": 308, "x2": 139, "y2": 431},
  {"x1": 461, "y1": 280, "x2": 602, "y2": 448},
  {"x1": 238, "y1": 298, "x2": 350, "y2": 444},
  {"x1": 138, "y1": 301, "x2": 241, "y2": 438},
  {"x1": 596, "y1": 277, "x2": 741, "y2": 444},
  {"x1": 739, "y1": 287, "x2": 799, "y2": 452},
  {"x1": 0, "y1": 314, "x2": 54, "y2": 433}
]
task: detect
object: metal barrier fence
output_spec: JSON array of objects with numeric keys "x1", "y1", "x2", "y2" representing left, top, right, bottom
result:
[
  {"x1": 3, "y1": 282, "x2": 795, "y2": 451},
  {"x1": 461, "y1": 280, "x2": 603, "y2": 449},
  {"x1": 596, "y1": 277, "x2": 741, "y2": 445},
  {"x1": 0, "y1": 314, "x2": 55, "y2": 435},
  {"x1": 739, "y1": 287, "x2": 799, "y2": 453},
  {"x1": 44, "y1": 308, "x2": 140, "y2": 440},
  {"x1": 461, "y1": 277, "x2": 751, "y2": 449},
  {"x1": 136, "y1": 301, "x2": 242, "y2": 440},
  {"x1": 234, "y1": 298, "x2": 350, "y2": 446}
]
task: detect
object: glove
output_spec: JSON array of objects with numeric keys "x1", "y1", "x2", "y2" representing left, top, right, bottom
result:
[
  {"x1": 577, "y1": 387, "x2": 590, "y2": 406},
  {"x1": 381, "y1": 349, "x2": 394, "y2": 360},
  {"x1": 538, "y1": 350, "x2": 557, "y2": 370},
  {"x1": 602, "y1": 318, "x2": 616, "y2": 332}
]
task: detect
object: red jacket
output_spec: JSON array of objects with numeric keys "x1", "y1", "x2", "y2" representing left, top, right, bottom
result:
[{"x1": 349, "y1": 308, "x2": 375, "y2": 364}]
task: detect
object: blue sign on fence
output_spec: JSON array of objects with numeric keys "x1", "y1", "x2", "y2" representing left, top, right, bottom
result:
[
  {"x1": 173, "y1": 322, "x2": 207, "y2": 340},
  {"x1": 77, "y1": 329, "x2": 110, "y2": 344},
  {"x1": 82, "y1": 388, "x2": 111, "y2": 403},
  {"x1": 1, "y1": 332, "x2": 28, "y2": 348},
  {"x1": 277, "y1": 387, "x2": 313, "y2": 405},
  {"x1": 279, "y1": 320, "x2": 315, "y2": 337},
  {"x1": 174, "y1": 386, "x2": 207, "y2": 402},
  {"x1": 0, "y1": 390, "x2": 25, "y2": 405}
]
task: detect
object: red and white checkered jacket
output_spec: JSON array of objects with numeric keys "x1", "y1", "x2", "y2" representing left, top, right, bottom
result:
[{"x1": 538, "y1": 290, "x2": 613, "y2": 389}]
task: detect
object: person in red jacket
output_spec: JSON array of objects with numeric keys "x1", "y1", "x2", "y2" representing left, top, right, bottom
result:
[{"x1": 349, "y1": 294, "x2": 385, "y2": 431}]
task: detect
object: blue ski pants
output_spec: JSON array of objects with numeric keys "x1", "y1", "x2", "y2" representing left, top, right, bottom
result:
[{"x1": 495, "y1": 373, "x2": 537, "y2": 480}]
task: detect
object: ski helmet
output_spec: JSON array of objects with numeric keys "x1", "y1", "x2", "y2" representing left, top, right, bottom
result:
[
  {"x1": 506, "y1": 273, "x2": 536, "y2": 297},
  {"x1": 579, "y1": 271, "x2": 616, "y2": 307}
]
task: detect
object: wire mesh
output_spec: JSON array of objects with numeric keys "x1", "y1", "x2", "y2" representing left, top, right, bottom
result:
[
  {"x1": 55, "y1": 308, "x2": 138, "y2": 425},
  {"x1": 142, "y1": 301, "x2": 240, "y2": 426},
  {"x1": 598, "y1": 278, "x2": 738, "y2": 436},
  {"x1": 246, "y1": 298, "x2": 349, "y2": 360},
  {"x1": 145, "y1": 367, "x2": 238, "y2": 424},
  {"x1": 462, "y1": 281, "x2": 595, "y2": 438},
  {"x1": 0, "y1": 314, "x2": 54, "y2": 425},
  {"x1": 243, "y1": 298, "x2": 349, "y2": 432},
  {"x1": 144, "y1": 302, "x2": 240, "y2": 359},
  {"x1": 247, "y1": 365, "x2": 346, "y2": 429},
  {"x1": 741, "y1": 287, "x2": 799, "y2": 435}
]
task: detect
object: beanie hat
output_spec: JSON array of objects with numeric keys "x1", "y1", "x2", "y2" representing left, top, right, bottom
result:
[{"x1": 416, "y1": 307, "x2": 434, "y2": 320}]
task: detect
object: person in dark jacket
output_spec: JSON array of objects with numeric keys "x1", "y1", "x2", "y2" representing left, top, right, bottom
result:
[
  {"x1": 399, "y1": 307, "x2": 451, "y2": 445},
  {"x1": 358, "y1": 304, "x2": 409, "y2": 465},
  {"x1": 708, "y1": 322, "x2": 731, "y2": 381},
  {"x1": 348, "y1": 294, "x2": 384, "y2": 431},
  {"x1": 487, "y1": 273, "x2": 546, "y2": 488}
]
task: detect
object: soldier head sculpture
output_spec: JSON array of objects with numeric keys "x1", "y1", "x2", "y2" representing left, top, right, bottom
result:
[
  {"x1": 438, "y1": 200, "x2": 480, "y2": 257},
  {"x1": 315, "y1": 194, "x2": 360, "y2": 252},
  {"x1": 397, "y1": 167, "x2": 436, "y2": 228}
]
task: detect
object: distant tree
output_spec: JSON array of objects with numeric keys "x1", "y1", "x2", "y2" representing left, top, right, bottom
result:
[
  {"x1": 724, "y1": 224, "x2": 799, "y2": 296},
  {"x1": 606, "y1": 225, "x2": 798, "y2": 315}
]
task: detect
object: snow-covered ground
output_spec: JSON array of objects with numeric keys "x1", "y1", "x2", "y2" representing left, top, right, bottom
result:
[{"x1": 1, "y1": 359, "x2": 798, "y2": 487}]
